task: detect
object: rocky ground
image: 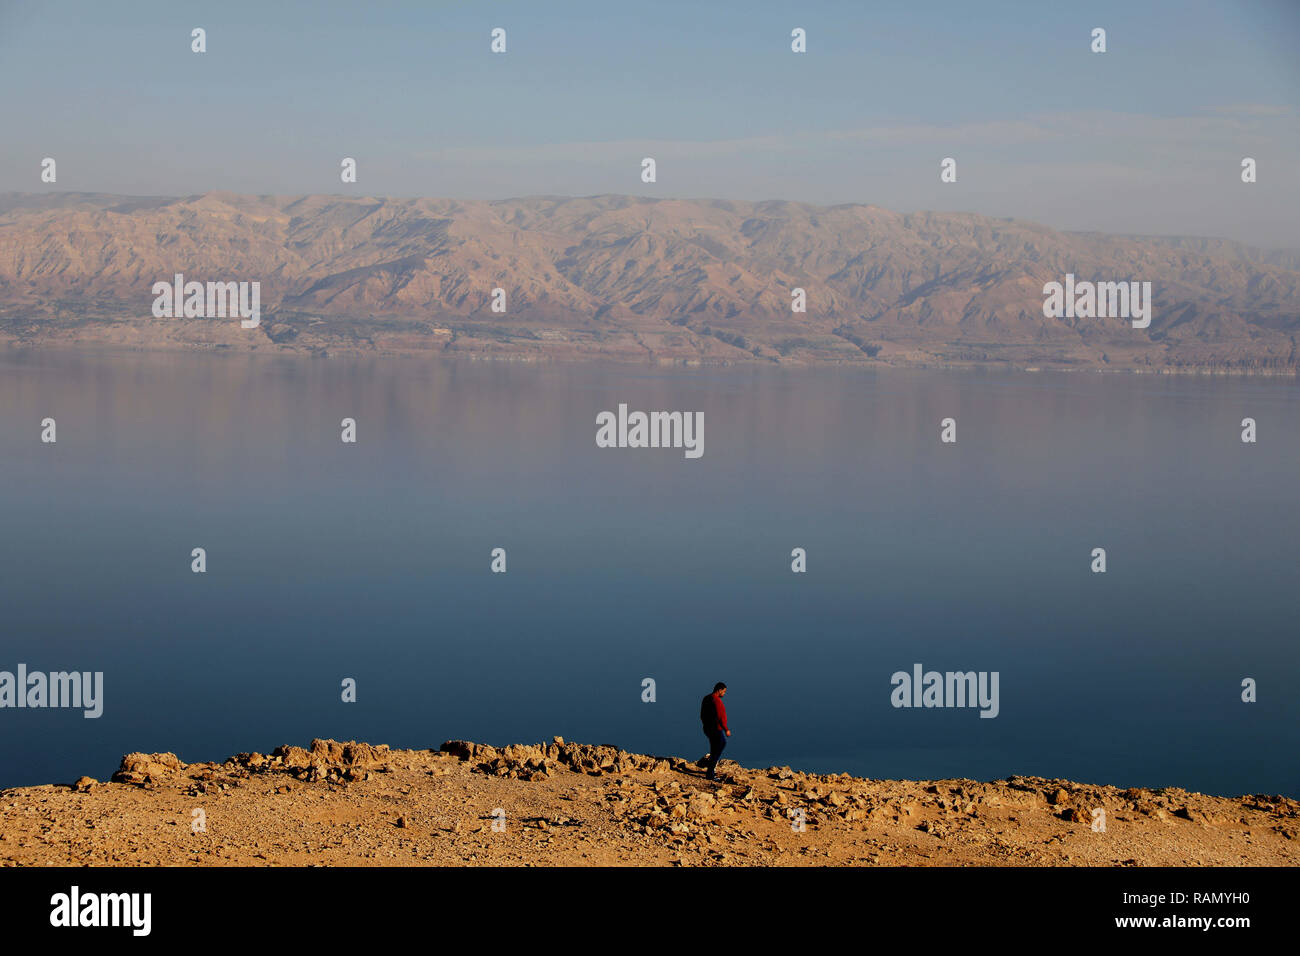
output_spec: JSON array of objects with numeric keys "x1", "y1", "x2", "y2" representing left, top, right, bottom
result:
[{"x1": 1, "y1": 739, "x2": 1295, "y2": 866}]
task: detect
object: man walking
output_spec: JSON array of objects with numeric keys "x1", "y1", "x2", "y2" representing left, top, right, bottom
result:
[{"x1": 699, "y1": 682, "x2": 730, "y2": 780}]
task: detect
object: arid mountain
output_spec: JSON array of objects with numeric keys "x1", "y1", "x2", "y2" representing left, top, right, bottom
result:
[{"x1": 1, "y1": 191, "x2": 1296, "y2": 370}]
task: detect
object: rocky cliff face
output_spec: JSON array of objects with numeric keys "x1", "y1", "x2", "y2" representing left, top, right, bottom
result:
[
  {"x1": 4, "y1": 738, "x2": 1297, "y2": 867},
  {"x1": 1, "y1": 192, "x2": 1296, "y2": 370}
]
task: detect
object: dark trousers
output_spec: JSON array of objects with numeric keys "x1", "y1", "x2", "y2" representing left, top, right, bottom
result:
[{"x1": 704, "y1": 728, "x2": 725, "y2": 778}]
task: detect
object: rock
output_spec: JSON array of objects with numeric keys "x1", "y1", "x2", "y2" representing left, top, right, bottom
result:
[
  {"x1": 1174, "y1": 806, "x2": 1213, "y2": 825},
  {"x1": 309, "y1": 739, "x2": 390, "y2": 768},
  {"x1": 112, "y1": 752, "x2": 184, "y2": 785},
  {"x1": 687, "y1": 794, "x2": 718, "y2": 823},
  {"x1": 1047, "y1": 788, "x2": 1069, "y2": 806},
  {"x1": 72, "y1": 776, "x2": 96, "y2": 792},
  {"x1": 440, "y1": 740, "x2": 477, "y2": 760},
  {"x1": 271, "y1": 745, "x2": 312, "y2": 770}
]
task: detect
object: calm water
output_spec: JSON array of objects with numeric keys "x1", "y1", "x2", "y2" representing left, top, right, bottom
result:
[{"x1": 1, "y1": 349, "x2": 1296, "y2": 797}]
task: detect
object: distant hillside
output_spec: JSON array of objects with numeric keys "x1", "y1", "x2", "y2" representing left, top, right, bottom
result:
[{"x1": 0, "y1": 192, "x2": 1295, "y2": 371}]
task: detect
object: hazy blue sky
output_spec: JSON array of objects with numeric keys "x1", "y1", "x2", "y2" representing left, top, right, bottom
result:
[{"x1": 2, "y1": 0, "x2": 1297, "y2": 246}]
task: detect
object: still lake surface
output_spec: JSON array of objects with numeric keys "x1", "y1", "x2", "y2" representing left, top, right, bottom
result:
[{"x1": 1, "y1": 349, "x2": 1296, "y2": 796}]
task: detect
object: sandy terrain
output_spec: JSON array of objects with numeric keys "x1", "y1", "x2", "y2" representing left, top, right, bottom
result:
[{"x1": 1, "y1": 738, "x2": 1295, "y2": 867}]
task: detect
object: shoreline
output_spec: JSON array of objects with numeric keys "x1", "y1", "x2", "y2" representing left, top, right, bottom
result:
[{"x1": 3, "y1": 337, "x2": 1297, "y2": 378}]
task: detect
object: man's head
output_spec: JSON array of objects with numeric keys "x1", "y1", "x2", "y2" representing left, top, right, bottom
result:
[{"x1": 713, "y1": 682, "x2": 727, "y2": 697}]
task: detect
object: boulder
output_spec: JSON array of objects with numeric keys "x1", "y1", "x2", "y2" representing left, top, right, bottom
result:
[
  {"x1": 112, "y1": 752, "x2": 184, "y2": 785},
  {"x1": 439, "y1": 740, "x2": 477, "y2": 760},
  {"x1": 271, "y1": 745, "x2": 312, "y2": 770},
  {"x1": 309, "y1": 739, "x2": 391, "y2": 768}
]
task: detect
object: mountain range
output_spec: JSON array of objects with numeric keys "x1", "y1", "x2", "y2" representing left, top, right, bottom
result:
[{"x1": 1, "y1": 191, "x2": 1296, "y2": 371}]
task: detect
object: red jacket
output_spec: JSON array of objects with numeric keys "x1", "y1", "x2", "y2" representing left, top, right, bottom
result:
[{"x1": 700, "y1": 692, "x2": 728, "y2": 734}]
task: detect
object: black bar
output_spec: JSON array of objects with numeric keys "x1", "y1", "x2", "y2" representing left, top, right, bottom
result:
[{"x1": 1, "y1": 866, "x2": 1281, "y2": 940}]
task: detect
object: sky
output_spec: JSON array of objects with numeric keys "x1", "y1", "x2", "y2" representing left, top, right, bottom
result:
[{"x1": 1, "y1": 0, "x2": 1297, "y2": 247}]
